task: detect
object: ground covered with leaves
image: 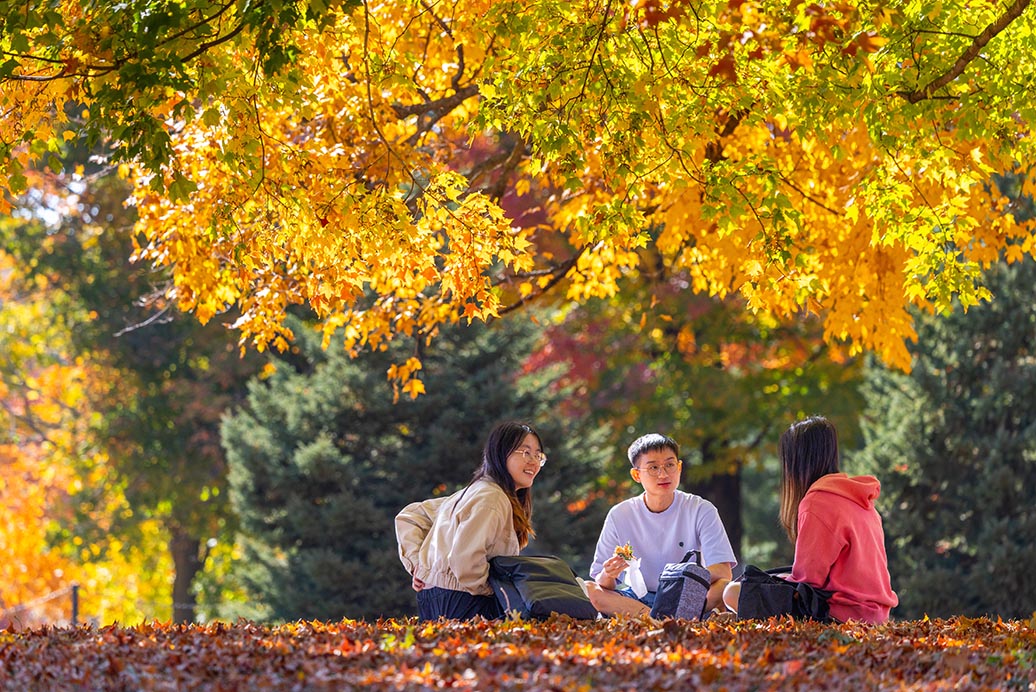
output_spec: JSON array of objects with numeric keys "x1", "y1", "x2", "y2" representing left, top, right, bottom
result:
[{"x1": 2, "y1": 615, "x2": 1034, "y2": 690}]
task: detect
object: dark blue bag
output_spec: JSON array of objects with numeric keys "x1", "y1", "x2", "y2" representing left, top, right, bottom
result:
[{"x1": 650, "y1": 550, "x2": 712, "y2": 620}]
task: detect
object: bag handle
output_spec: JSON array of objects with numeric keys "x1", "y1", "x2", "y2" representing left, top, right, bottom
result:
[{"x1": 680, "y1": 550, "x2": 702, "y2": 565}]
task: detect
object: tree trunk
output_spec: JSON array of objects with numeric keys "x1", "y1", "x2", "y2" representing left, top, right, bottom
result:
[
  {"x1": 169, "y1": 527, "x2": 204, "y2": 624},
  {"x1": 686, "y1": 466, "x2": 743, "y2": 566}
]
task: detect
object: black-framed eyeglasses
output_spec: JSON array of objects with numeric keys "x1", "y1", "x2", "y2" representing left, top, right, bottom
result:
[{"x1": 514, "y1": 448, "x2": 547, "y2": 467}]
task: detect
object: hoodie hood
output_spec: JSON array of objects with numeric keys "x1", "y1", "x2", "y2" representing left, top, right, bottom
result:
[{"x1": 808, "y1": 473, "x2": 880, "y2": 510}]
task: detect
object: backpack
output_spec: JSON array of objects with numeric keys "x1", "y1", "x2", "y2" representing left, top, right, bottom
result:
[
  {"x1": 649, "y1": 550, "x2": 712, "y2": 620},
  {"x1": 735, "y1": 565, "x2": 833, "y2": 622},
  {"x1": 488, "y1": 555, "x2": 599, "y2": 620}
]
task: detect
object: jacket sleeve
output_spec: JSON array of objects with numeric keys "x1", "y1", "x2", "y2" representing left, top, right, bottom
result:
[{"x1": 395, "y1": 496, "x2": 447, "y2": 575}]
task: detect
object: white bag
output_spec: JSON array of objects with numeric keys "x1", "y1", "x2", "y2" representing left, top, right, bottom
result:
[{"x1": 625, "y1": 557, "x2": 649, "y2": 598}]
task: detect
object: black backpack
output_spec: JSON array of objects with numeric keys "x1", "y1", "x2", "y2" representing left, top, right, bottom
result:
[
  {"x1": 735, "y1": 565, "x2": 833, "y2": 622},
  {"x1": 488, "y1": 555, "x2": 599, "y2": 620}
]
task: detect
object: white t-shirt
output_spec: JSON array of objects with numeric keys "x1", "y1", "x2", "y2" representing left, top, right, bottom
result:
[{"x1": 589, "y1": 490, "x2": 737, "y2": 593}]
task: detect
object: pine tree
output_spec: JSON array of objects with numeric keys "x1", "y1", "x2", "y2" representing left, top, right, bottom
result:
[
  {"x1": 221, "y1": 315, "x2": 611, "y2": 621},
  {"x1": 856, "y1": 259, "x2": 1036, "y2": 619}
]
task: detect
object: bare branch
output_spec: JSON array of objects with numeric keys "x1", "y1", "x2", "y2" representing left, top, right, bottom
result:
[
  {"x1": 113, "y1": 303, "x2": 175, "y2": 337},
  {"x1": 778, "y1": 172, "x2": 842, "y2": 216}
]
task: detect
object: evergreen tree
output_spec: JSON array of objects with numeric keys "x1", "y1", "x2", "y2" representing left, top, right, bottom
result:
[
  {"x1": 856, "y1": 259, "x2": 1036, "y2": 619},
  {"x1": 222, "y1": 315, "x2": 611, "y2": 621}
]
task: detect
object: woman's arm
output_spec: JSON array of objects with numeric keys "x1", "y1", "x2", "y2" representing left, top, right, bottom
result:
[
  {"x1": 395, "y1": 496, "x2": 447, "y2": 574},
  {"x1": 704, "y1": 562, "x2": 734, "y2": 612}
]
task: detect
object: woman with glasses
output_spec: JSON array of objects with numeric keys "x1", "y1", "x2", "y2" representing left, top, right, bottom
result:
[
  {"x1": 585, "y1": 433, "x2": 737, "y2": 617},
  {"x1": 395, "y1": 420, "x2": 546, "y2": 620}
]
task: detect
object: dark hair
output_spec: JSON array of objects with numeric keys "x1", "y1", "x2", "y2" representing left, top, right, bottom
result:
[
  {"x1": 778, "y1": 416, "x2": 840, "y2": 542},
  {"x1": 471, "y1": 420, "x2": 539, "y2": 547},
  {"x1": 627, "y1": 433, "x2": 680, "y2": 466}
]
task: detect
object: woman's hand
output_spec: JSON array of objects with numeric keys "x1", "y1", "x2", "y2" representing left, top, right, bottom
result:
[{"x1": 412, "y1": 576, "x2": 426, "y2": 592}]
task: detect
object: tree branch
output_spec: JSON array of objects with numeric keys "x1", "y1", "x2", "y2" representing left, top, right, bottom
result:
[
  {"x1": 495, "y1": 249, "x2": 586, "y2": 316},
  {"x1": 899, "y1": 0, "x2": 1030, "y2": 103},
  {"x1": 8, "y1": 2, "x2": 253, "y2": 81},
  {"x1": 391, "y1": 84, "x2": 480, "y2": 119},
  {"x1": 158, "y1": 0, "x2": 240, "y2": 55},
  {"x1": 485, "y1": 137, "x2": 526, "y2": 201}
]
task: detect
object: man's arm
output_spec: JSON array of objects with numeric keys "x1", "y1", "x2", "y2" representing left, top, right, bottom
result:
[
  {"x1": 707, "y1": 562, "x2": 733, "y2": 583},
  {"x1": 589, "y1": 509, "x2": 622, "y2": 586}
]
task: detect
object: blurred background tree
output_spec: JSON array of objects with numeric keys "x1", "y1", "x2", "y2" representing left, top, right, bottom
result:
[
  {"x1": 0, "y1": 239, "x2": 166, "y2": 626},
  {"x1": 1, "y1": 159, "x2": 261, "y2": 623}
]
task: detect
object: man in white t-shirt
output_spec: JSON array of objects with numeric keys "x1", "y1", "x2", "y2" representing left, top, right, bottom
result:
[{"x1": 586, "y1": 433, "x2": 737, "y2": 616}]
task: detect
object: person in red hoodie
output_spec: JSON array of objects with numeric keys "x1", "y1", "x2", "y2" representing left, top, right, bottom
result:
[{"x1": 721, "y1": 416, "x2": 898, "y2": 623}]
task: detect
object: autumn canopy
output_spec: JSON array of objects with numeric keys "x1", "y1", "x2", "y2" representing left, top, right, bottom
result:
[{"x1": 3, "y1": 0, "x2": 1036, "y2": 387}]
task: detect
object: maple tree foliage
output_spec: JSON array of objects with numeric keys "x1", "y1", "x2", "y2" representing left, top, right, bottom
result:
[
  {"x1": 3, "y1": 0, "x2": 1036, "y2": 384},
  {"x1": 0, "y1": 246, "x2": 170, "y2": 627},
  {"x1": 0, "y1": 615, "x2": 1034, "y2": 689}
]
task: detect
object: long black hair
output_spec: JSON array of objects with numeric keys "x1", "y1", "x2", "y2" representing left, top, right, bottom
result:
[
  {"x1": 778, "y1": 415, "x2": 840, "y2": 542},
  {"x1": 471, "y1": 420, "x2": 540, "y2": 547}
]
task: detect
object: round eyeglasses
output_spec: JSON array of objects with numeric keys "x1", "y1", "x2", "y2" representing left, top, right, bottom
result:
[
  {"x1": 514, "y1": 448, "x2": 547, "y2": 467},
  {"x1": 638, "y1": 461, "x2": 680, "y2": 477}
]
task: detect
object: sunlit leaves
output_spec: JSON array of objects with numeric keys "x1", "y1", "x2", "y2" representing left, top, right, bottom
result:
[
  {"x1": 0, "y1": 616, "x2": 1033, "y2": 688},
  {"x1": 478, "y1": 0, "x2": 1036, "y2": 370},
  {"x1": 3, "y1": 0, "x2": 1036, "y2": 376}
]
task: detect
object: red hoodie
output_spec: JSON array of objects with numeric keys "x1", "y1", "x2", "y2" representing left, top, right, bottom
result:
[{"x1": 790, "y1": 473, "x2": 898, "y2": 623}]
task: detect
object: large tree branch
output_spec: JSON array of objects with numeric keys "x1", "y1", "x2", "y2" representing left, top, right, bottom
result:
[
  {"x1": 484, "y1": 136, "x2": 527, "y2": 201},
  {"x1": 391, "y1": 83, "x2": 480, "y2": 119},
  {"x1": 704, "y1": 109, "x2": 748, "y2": 163},
  {"x1": 899, "y1": 0, "x2": 1030, "y2": 103}
]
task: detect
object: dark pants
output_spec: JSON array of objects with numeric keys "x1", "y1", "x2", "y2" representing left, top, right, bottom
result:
[{"x1": 417, "y1": 587, "x2": 503, "y2": 621}]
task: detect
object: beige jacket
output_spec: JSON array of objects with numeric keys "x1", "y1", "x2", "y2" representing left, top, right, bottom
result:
[{"x1": 395, "y1": 479, "x2": 520, "y2": 596}]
